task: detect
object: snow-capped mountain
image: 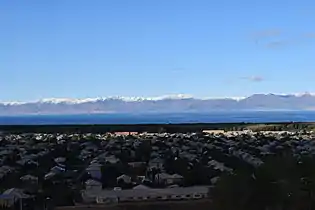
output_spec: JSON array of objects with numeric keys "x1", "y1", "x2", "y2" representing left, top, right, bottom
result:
[{"x1": 1, "y1": 93, "x2": 315, "y2": 115}]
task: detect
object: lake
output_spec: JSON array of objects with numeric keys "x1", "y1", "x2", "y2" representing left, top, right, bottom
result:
[{"x1": 1, "y1": 111, "x2": 315, "y2": 125}]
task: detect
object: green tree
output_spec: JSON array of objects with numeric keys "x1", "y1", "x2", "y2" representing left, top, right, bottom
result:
[{"x1": 212, "y1": 171, "x2": 254, "y2": 210}]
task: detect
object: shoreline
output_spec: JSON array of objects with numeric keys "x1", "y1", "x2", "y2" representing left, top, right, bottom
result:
[{"x1": 1, "y1": 122, "x2": 314, "y2": 134}]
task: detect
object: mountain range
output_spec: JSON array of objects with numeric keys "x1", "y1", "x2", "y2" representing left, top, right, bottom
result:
[{"x1": 1, "y1": 93, "x2": 315, "y2": 115}]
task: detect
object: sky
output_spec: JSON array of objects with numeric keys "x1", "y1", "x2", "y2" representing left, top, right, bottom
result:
[{"x1": 1, "y1": 0, "x2": 315, "y2": 102}]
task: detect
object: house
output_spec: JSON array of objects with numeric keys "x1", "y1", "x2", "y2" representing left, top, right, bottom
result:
[
  {"x1": 167, "y1": 184, "x2": 180, "y2": 188},
  {"x1": 20, "y1": 174, "x2": 38, "y2": 182},
  {"x1": 207, "y1": 160, "x2": 232, "y2": 172},
  {"x1": 44, "y1": 172, "x2": 56, "y2": 180},
  {"x1": 117, "y1": 174, "x2": 132, "y2": 184},
  {"x1": 0, "y1": 194, "x2": 12, "y2": 207},
  {"x1": 86, "y1": 163, "x2": 102, "y2": 180},
  {"x1": 51, "y1": 165, "x2": 66, "y2": 173},
  {"x1": 211, "y1": 176, "x2": 220, "y2": 184},
  {"x1": 16, "y1": 159, "x2": 39, "y2": 166},
  {"x1": 130, "y1": 150, "x2": 136, "y2": 159},
  {"x1": 150, "y1": 151, "x2": 159, "y2": 158},
  {"x1": 169, "y1": 174, "x2": 184, "y2": 184},
  {"x1": 105, "y1": 155, "x2": 119, "y2": 164},
  {"x1": 155, "y1": 173, "x2": 184, "y2": 185},
  {"x1": 203, "y1": 130, "x2": 225, "y2": 134},
  {"x1": 114, "y1": 132, "x2": 138, "y2": 136},
  {"x1": 137, "y1": 176, "x2": 152, "y2": 184},
  {"x1": 128, "y1": 162, "x2": 146, "y2": 168},
  {"x1": 0, "y1": 188, "x2": 31, "y2": 207},
  {"x1": 0, "y1": 166, "x2": 14, "y2": 179},
  {"x1": 54, "y1": 157, "x2": 66, "y2": 163},
  {"x1": 132, "y1": 184, "x2": 151, "y2": 190},
  {"x1": 148, "y1": 158, "x2": 164, "y2": 170},
  {"x1": 85, "y1": 179, "x2": 102, "y2": 191}
]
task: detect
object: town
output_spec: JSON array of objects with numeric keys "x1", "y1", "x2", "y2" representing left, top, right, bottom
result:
[{"x1": 1, "y1": 129, "x2": 315, "y2": 210}]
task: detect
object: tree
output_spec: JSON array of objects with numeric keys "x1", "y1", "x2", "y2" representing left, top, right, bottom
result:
[
  {"x1": 212, "y1": 153, "x2": 315, "y2": 210},
  {"x1": 212, "y1": 171, "x2": 254, "y2": 210}
]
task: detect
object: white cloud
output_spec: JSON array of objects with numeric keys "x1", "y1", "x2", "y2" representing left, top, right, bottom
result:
[{"x1": 241, "y1": 76, "x2": 264, "y2": 82}]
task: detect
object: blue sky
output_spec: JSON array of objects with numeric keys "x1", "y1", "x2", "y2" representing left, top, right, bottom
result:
[{"x1": 1, "y1": 0, "x2": 315, "y2": 101}]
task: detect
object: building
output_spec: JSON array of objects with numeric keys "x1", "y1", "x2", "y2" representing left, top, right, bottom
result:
[
  {"x1": 155, "y1": 173, "x2": 184, "y2": 185},
  {"x1": 117, "y1": 174, "x2": 132, "y2": 184},
  {"x1": 85, "y1": 179, "x2": 102, "y2": 191},
  {"x1": 0, "y1": 188, "x2": 31, "y2": 208},
  {"x1": 86, "y1": 163, "x2": 102, "y2": 180},
  {"x1": 20, "y1": 175, "x2": 38, "y2": 182},
  {"x1": 0, "y1": 194, "x2": 13, "y2": 208},
  {"x1": 82, "y1": 186, "x2": 210, "y2": 204},
  {"x1": 113, "y1": 132, "x2": 138, "y2": 136},
  {"x1": 148, "y1": 158, "x2": 164, "y2": 170},
  {"x1": 203, "y1": 130, "x2": 225, "y2": 134}
]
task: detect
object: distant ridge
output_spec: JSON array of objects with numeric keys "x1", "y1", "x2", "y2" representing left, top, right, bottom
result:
[
  {"x1": 1, "y1": 93, "x2": 315, "y2": 115},
  {"x1": 0, "y1": 94, "x2": 243, "y2": 105}
]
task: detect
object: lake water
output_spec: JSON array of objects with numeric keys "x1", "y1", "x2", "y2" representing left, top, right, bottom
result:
[{"x1": 0, "y1": 111, "x2": 315, "y2": 125}]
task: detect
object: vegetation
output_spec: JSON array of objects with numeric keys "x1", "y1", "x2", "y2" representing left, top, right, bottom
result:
[
  {"x1": 1, "y1": 122, "x2": 315, "y2": 134},
  {"x1": 212, "y1": 153, "x2": 315, "y2": 210},
  {"x1": 3, "y1": 123, "x2": 315, "y2": 210}
]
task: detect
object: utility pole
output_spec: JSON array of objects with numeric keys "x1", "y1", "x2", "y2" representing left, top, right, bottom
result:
[{"x1": 19, "y1": 198, "x2": 23, "y2": 210}]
